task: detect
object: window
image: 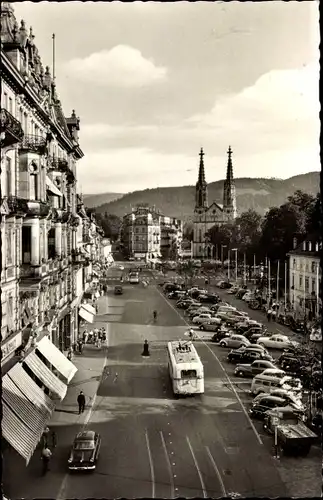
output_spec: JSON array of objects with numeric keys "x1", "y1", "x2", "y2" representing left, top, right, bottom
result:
[
  {"x1": 299, "y1": 276, "x2": 303, "y2": 288},
  {"x1": 35, "y1": 124, "x2": 39, "y2": 137},
  {"x1": 311, "y1": 261, "x2": 316, "y2": 273},
  {"x1": 312, "y1": 279, "x2": 316, "y2": 293},
  {"x1": 31, "y1": 120, "x2": 34, "y2": 135},
  {"x1": 5, "y1": 156, "x2": 11, "y2": 196},
  {"x1": 19, "y1": 108, "x2": 23, "y2": 125},
  {"x1": 23, "y1": 112, "x2": 28, "y2": 133},
  {"x1": 22, "y1": 226, "x2": 31, "y2": 263},
  {"x1": 3, "y1": 92, "x2": 8, "y2": 109},
  {"x1": 6, "y1": 228, "x2": 13, "y2": 265},
  {"x1": 48, "y1": 228, "x2": 56, "y2": 259},
  {"x1": 8, "y1": 97, "x2": 13, "y2": 114},
  {"x1": 181, "y1": 370, "x2": 197, "y2": 378},
  {"x1": 7, "y1": 294, "x2": 14, "y2": 330},
  {"x1": 293, "y1": 259, "x2": 296, "y2": 269},
  {"x1": 292, "y1": 275, "x2": 295, "y2": 287},
  {"x1": 30, "y1": 173, "x2": 38, "y2": 200},
  {"x1": 305, "y1": 277, "x2": 309, "y2": 292}
]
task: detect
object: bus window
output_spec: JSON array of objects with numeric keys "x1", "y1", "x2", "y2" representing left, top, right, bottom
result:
[{"x1": 181, "y1": 370, "x2": 197, "y2": 378}]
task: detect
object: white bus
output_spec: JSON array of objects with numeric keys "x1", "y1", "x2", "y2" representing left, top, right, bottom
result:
[
  {"x1": 167, "y1": 340, "x2": 204, "y2": 396},
  {"x1": 129, "y1": 272, "x2": 139, "y2": 284}
]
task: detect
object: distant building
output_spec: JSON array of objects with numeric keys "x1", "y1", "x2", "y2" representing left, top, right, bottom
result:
[
  {"x1": 288, "y1": 236, "x2": 322, "y2": 320},
  {"x1": 121, "y1": 205, "x2": 183, "y2": 261},
  {"x1": 193, "y1": 147, "x2": 237, "y2": 259}
]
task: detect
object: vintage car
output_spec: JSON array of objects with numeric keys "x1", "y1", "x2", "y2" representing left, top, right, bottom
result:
[
  {"x1": 68, "y1": 430, "x2": 101, "y2": 471},
  {"x1": 114, "y1": 285, "x2": 123, "y2": 295},
  {"x1": 257, "y1": 334, "x2": 299, "y2": 350}
]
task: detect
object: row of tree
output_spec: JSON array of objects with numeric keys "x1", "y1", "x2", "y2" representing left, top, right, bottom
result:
[{"x1": 206, "y1": 190, "x2": 321, "y2": 265}]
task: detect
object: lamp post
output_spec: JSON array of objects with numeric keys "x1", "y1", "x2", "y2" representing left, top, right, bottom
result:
[
  {"x1": 228, "y1": 248, "x2": 231, "y2": 281},
  {"x1": 221, "y1": 245, "x2": 227, "y2": 270},
  {"x1": 232, "y1": 248, "x2": 238, "y2": 283},
  {"x1": 243, "y1": 252, "x2": 246, "y2": 286}
]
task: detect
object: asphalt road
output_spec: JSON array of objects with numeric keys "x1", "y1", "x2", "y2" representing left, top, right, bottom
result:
[
  {"x1": 5, "y1": 263, "x2": 319, "y2": 498},
  {"x1": 53, "y1": 265, "x2": 289, "y2": 499}
]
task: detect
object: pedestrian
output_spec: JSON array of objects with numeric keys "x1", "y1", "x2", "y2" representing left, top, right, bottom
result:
[
  {"x1": 272, "y1": 309, "x2": 277, "y2": 322},
  {"x1": 142, "y1": 339, "x2": 150, "y2": 357},
  {"x1": 51, "y1": 430, "x2": 57, "y2": 448},
  {"x1": 78, "y1": 340, "x2": 83, "y2": 354},
  {"x1": 42, "y1": 426, "x2": 50, "y2": 448},
  {"x1": 267, "y1": 308, "x2": 272, "y2": 322},
  {"x1": 77, "y1": 391, "x2": 86, "y2": 414},
  {"x1": 88, "y1": 330, "x2": 93, "y2": 343},
  {"x1": 67, "y1": 346, "x2": 73, "y2": 361},
  {"x1": 41, "y1": 446, "x2": 52, "y2": 474}
]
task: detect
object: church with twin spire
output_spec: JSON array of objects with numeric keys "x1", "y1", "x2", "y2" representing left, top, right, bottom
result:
[{"x1": 192, "y1": 147, "x2": 237, "y2": 258}]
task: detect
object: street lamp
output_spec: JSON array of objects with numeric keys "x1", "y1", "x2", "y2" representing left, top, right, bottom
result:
[
  {"x1": 221, "y1": 245, "x2": 227, "y2": 270},
  {"x1": 231, "y1": 248, "x2": 238, "y2": 283}
]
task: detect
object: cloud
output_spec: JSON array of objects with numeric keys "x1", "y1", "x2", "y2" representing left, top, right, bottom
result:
[{"x1": 67, "y1": 45, "x2": 167, "y2": 87}]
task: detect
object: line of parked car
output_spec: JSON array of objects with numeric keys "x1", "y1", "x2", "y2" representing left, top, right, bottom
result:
[{"x1": 162, "y1": 280, "x2": 322, "y2": 456}]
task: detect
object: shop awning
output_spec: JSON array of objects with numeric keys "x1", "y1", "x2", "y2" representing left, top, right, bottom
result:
[
  {"x1": 46, "y1": 176, "x2": 63, "y2": 197},
  {"x1": 23, "y1": 352, "x2": 67, "y2": 401},
  {"x1": 7, "y1": 362, "x2": 55, "y2": 417},
  {"x1": 79, "y1": 305, "x2": 94, "y2": 323},
  {"x1": 2, "y1": 400, "x2": 39, "y2": 464},
  {"x1": 36, "y1": 336, "x2": 77, "y2": 383},
  {"x1": 2, "y1": 375, "x2": 47, "y2": 437},
  {"x1": 83, "y1": 303, "x2": 96, "y2": 315}
]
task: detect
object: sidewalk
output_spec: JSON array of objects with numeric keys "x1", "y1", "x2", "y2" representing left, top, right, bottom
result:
[{"x1": 3, "y1": 294, "x2": 109, "y2": 499}]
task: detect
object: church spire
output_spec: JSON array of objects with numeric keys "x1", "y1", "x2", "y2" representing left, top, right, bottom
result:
[
  {"x1": 195, "y1": 147, "x2": 208, "y2": 209},
  {"x1": 223, "y1": 145, "x2": 237, "y2": 219}
]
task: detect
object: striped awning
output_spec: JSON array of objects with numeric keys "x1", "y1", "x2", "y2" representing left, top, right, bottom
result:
[
  {"x1": 83, "y1": 303, "x2": 96, "y2": 315},
  {"x1": 2, "y1": 374, "x2": 47, "y2": 433},
  {"x1": 23, "y1": 352, "x2": 67, "y2": 401},
  {"x1": 7, "y1": 362, "x2": 55, "y2": 416},
  {"x1": 2, "y1": 400, "x2": 38, "y2": 464},
  {"x1": 36, "y1": 336, "x2": 77, "y2": 383},
  {"x1": 79, "y1": 305, "x2": 94, "y2": 324}
]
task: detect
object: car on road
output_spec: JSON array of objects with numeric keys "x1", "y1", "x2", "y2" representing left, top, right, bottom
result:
[
  {"x1": 68, "y1": 430, "x2": 101, "y2": 471},
  {"x1": 219, "y1": 334, "x2": 250, "y2": 349},
  {"x1": 220, "y1": 281, "x2": 233, "y2": 289},
  {"x1": 249, "y1": 395, "x2": 287, "y2": 419},
  {"x1": 117, "y1": 264, "x2": 125, "y2": 270},
  {"x1": 211, "y1": 330, "x2": 233, "y2": 342},
  {"x1": 255, "y1": 389, "x2": 304, "y2": 409},
  {"x1": 227, "y1": 347, "x2": 273, "y2": 364},
  {"x1": 192, "y1": 313, "x2": 213, "y2": 324},
  {"x1": 114, "y1": 285, "x2": 123, "y2": 295},
  {"x1": 234, "y1": 359, "x2": 277, "y2": 378},
  {"x1": 242, "y1": 291, "x2": 255, "y2": 302},
  {"x1": 236, "y1": 287, "x2": 248, "y2": 299},
  {"x1": 257, "y1": 334, "x2": 299, "y2": 350},
  {"x1": 227, "y1": 285, "x2": 239, "y2": 294},
  {"x1": 199, "y1": 320, "x2": 222, "y2": 331}
]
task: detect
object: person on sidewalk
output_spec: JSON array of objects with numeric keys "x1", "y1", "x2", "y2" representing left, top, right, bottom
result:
[
  {"x1": 51, "y1": 430, "x2": 57, "y2": 448},
  {"x1": 77, "y1": 391, "x2": 86, "y2": 414},
  {"x1": 41, "y1": 446, "x2": 52, "y2": 475},
  {"x1": 267, "y1": 309, "x2": 272, "y2": 322},
  {"x1": 67, "y1": 347, "x2": 73, "y2": 361}
]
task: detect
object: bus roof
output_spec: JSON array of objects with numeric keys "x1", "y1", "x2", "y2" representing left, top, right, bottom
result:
[{"x1": 168, "y1": 341, "x2": 201, "y2": 365}]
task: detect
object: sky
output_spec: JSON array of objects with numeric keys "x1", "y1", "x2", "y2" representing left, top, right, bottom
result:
[{"x1": 12, "y1": 1, "x2": 320, "y2": 194}]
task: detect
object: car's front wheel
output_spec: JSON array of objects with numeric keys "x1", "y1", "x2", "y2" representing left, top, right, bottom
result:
[
  {"x1": 236, "y1": 370, "x2": 244, "y2": 377},
  {"x1": 259, "y1": 342, "x2": 266, "y2": 347},
  {"x1": 219, "y1": 342, "x2": 226, "y2": 348},
  {"x1": 199, "y1": 325, "x2": 205, "y2": 330}
]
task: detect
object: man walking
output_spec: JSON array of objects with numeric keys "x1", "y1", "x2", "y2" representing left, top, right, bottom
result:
[
  {"x1": 41, "y1": 446, "x2": 52, "y2": 474},
  {"x1": 77, "y1": 391, "x2": 86, "y2": 414}
]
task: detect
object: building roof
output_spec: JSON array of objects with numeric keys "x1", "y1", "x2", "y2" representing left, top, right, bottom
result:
[{"x1": 288, "y1": 235, "x2": 322, "y2": 258}]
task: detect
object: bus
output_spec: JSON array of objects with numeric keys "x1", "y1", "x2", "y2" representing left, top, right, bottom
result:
[
  {"x1": 167, "y1": 340, "x2": 204, "y2": 395},
  {"x1": 129, "y1": 271, "x2": 139, "y2": 284}
]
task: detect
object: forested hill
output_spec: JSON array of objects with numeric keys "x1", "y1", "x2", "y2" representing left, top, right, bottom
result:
[{"x1": 88, "y1": 172, "x2": 320, "y2": 220}]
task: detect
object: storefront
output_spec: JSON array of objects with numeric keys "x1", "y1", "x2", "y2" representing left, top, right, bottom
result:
[{"x1": 1, "y1": 336, "x2": 77, "y2": 464}]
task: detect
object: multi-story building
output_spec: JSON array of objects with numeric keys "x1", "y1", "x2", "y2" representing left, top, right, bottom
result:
[
  {"x1": 0, "y1": 3, "x2": 104, "y2": 465},
  {"x1": 160, "y1": 216, "x2": 183, "y2": 260},
  {"x1": 121, "y1": 205, "x2": 183, "y2": 261},
  {"x1": 122, "y1": 205, "x2": 161, "y2": 260},
  {"x1": 288, "y1": 236, "x2": 322, "y2": 320}
]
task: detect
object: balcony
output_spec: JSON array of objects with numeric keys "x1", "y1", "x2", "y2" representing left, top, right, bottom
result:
[
  {"x1": 0, "y1": 109, "x2": 24, "y2": 148},
  {"x1": 25, "y1": 200, "x2": 51, "y2": 218},
  {"x1": 48, "y1": 156, "x2": 69, "y2": 173},
  {"x1": 19, "y1": 263, "x2": 47, "y2": 280},
  {"x1": 1, "y1": 196, "x2": 29, "y2": 216},
  {"x1": 19, "y1": 134, "x2": 48, "y2": 155}
]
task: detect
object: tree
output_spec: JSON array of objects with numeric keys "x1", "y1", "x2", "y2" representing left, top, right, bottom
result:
[
  {"x1": 207, "y1": 223, "x2": 236, "y2": 249},
  {"x1": 306, "y1": 192, "x2": 322, "y2": 236},
  {"x1": 235, "y1": 209, "x2": 263, "y2": 262},
  {"x1": 95, "y1": 213, "x2": 122, "y2": 241}
]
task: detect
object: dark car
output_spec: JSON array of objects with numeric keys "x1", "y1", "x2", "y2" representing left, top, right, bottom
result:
[
  {"x1": 227, "y1": 348, "x2": 267, "y2": 364},
  {"x1": 249, "y1": 395, "x2": 287, "y2": 419},
  {"x1": 234, "y1": 359, "x2": 277, "y2": 378},
  {"x1": 114, "y1": 285, "x2": 123, "y2": 295},
  {"x1": 242, "y1": 327, "x2": 266, "y2": 340},
  {"x1": 68, "y1": 430, "x2": 101, "y2": 471},
  {"x1": 211, "y1": 330, "x2": 232, "y2": 342},
  {"x1": 220, "y1": 281, "x2": 233, "y2": 289}
]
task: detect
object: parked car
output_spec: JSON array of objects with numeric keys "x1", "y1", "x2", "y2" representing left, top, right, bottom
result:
[
  {"x1": 260, "y1": 388, "x2": 304, "y2": 408},
  {"x1": 215, "y1": 280, "x2": 225, "y2": 287},
  {"x1": 211, "y1": 330, "x2": 233, "y2": 342},
  {"x1": 227, "y1": 347, "x2": 273, "y2": 364},
  {"x1": 219, "y1": 334, "x2": 250, "y2": 349},
  {"x1": 200, "y1": 317, "x2": 222, "y2": 326},
  {"x1": 192, "y1": 313, "x2": 212, "y2": 324},
  {"x1": 242, "y1": 292, "x2": 255, "y2": 302},
  {"x1": 249, "y1": 395, "x2": 287, "y2": 419},
  {"x1": 189, "y1": 307, "x2": 211, "y2": 318},
  {"x1": 199, "y1": 321, "x2": 222, "y2": 332},
  {"x1": 234, "y1": 360, "x2": 277, "y2": 378},
  {"x1": 227, "y1": 285, "x2": 239, "y2": 294},
  {"x1": 236, "y1": 288, "x2": 248, "y2": 299},
  {"x1": 257, "y1": 334, "x2": 299, "y2": 350},
  {"x1": 68, "y1": 430, "x2": 101, "y2": 471},
  {"x1": 261, "y1": 368, "x2": 286, "y2": 378},
  {"x1": 279, "y1": 376, "x2": 303, "y2": 395}
]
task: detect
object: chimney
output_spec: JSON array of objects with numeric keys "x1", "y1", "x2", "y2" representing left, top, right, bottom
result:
[
  {"x1": 315, "y1": 242, "x2": 319, "y2": 252},
  {"x1": 293, "y1": 237, "x2": 297, "y2": 249},
  {"x1": 308, "y1": 241, "x2": 312, "y2": 252}
]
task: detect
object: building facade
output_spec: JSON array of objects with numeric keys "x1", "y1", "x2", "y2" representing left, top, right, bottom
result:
[
  {"x1": 0, "y1": 4, "x2": 106, "y2": 465},
  {"x1": 288, "y1": 237, "x2": 322, "y2": 320},
  {"x1": 193, "y1": 146, "x2": 237, "y2": 259},
  {"x1": 121, "y1": 205, "x2": 183, "y2": 261}
]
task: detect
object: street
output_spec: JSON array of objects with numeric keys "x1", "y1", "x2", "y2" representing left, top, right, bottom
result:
[{"x1": 4, "y1": 263, "x2": 320, "y2": 499}]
